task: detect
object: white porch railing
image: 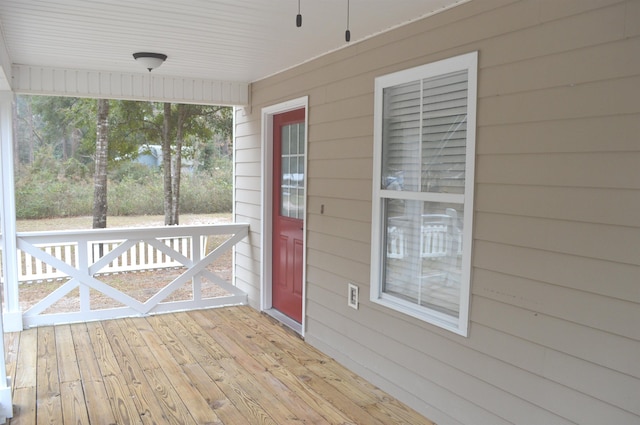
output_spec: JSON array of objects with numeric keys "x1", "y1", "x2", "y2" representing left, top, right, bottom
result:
[
  {"x1": 17, "y1": 236, "x2": 200, "y2": 282},
  {"x1": 11, "y1": 223, "x2": 249, "y2": 327}
]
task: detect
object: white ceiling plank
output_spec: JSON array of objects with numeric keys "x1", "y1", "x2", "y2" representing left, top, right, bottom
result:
[
  {"x1": 0, "y1": 25, "x2": 11, "y2": 90},
  {"x1": 0, "y1": 0, "x2": 465, "y2": 101},
  {"x1": 11, "y1": 65, "x2": 249, "y2": 105}
]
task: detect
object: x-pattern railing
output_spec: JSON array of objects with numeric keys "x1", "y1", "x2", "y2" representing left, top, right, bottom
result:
[{"x1": 14, "y1": 223, "x2": 249, "y2": 327}]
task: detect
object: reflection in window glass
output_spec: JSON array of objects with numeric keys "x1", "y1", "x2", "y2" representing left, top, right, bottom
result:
[{"x1": 383, "y1": 199, "x2": 464, "y2": 317}]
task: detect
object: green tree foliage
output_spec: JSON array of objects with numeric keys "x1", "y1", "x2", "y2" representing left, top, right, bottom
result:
[
  {"x1": 135, "y1": 102, "x2": 232, "y2": 225},
  {"x1": 16, "y1": 95, "x2": 232, "y2": 172},
  {"x1": 17, "y1": 96, "x2": 149, "y2": 167},
  {"x1": 16, "y1": 96, "x2": 87, "y2": 164},
  {"x1": 14, "y1": 95, "x2": 233, "y2": 223}
]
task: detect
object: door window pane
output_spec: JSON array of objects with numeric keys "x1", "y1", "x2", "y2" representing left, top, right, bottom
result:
[{"x1": 281, "y1": 122, "x2": 305, "y2": 219}]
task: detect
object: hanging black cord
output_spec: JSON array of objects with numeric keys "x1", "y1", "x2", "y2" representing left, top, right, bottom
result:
[
  {"x1": 296, "y1": 0, "x2": 302, "y2": 27},
  {"x1": 345, "y1": 0, "x2": 351, "y2": 42}
]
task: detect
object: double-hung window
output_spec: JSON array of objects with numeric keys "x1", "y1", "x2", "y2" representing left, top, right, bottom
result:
[{"x1": 370, "y1": 52, "x2": 477, "y2": 336}]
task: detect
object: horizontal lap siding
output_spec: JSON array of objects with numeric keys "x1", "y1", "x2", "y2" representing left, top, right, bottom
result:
[
  {"x1": 233, "y1": 112, "x2": 262, "y2": 307},
  {"x1": 235, "y1": 0, "x2": 640, "y2": 423},
  {"x1": 476, "y1": 185, "x2": 640, "y2": 227},
  {"x1": 478, "y1": 115, "x2": 640, "y2": 154},
  {"x1": 474, "y1": 240, "x2": 640, "y2": 304},
  {"x1": 466, "y1": 1, "x2": 640, "y2": 419},
  {"x1": 476, "y1": 213, "x2": 640, "y2": 264}
]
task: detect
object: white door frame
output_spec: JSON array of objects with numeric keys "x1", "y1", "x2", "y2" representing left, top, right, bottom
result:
[{"x1": 260, "y1": 96, "x2": 308, "y2": 336}]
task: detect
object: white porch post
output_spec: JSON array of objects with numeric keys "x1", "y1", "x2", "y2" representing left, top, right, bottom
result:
[
  {"x1": 0, "y1": 90, "x2": 22, "y2": 332},
  {"x1": 0, "y1": 312, "x2": 11, "y2": 422},
  {"x1": 0, "y1": 90, "x2": 16, "y2": 421}
]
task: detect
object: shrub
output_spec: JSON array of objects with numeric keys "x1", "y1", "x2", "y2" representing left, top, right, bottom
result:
[
  {"x1": 179, "y1": 172, "x2": 232, "y2": 214},
  {"x1": 15, "y1": 159, "x2": 232, "y2": 219},
  {"x1": 15, "y1": 177, "x2": 93, "y2": 219},
  {"x1": 108, "y1": 176, "x2": 163, "y2": 216},
  {"x1": 109, "y1": 161, "x2": 157, "y2": 183}
]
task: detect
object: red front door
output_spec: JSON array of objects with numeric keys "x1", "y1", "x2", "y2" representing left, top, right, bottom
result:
[{"x1": 272, "y1": 109, "x2": 305, "y2": 323}]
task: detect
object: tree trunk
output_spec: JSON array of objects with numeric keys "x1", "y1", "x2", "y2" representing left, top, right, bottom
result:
[
  {"x1": 62, "y1": 135, "x2": 68, "y2": 160},
  {"x1": 25, "y1": 99, "x2": 36, "y2": 164},
  {"x1": 162, "y1": 102, "x2": 173, "y2": 225},
  {"x1": 71, "y1": 128, "x2": 81, "y2": 158},
  {"x1": 171, "y1": 104, "x2": 187, "y2": 225},
  {"x1": 92, "y1": 98, "x2": 109, "y2": 229}
]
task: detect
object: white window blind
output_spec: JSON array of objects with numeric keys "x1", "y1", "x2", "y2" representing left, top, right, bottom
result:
[{"x1": 382, "y1": 70, "x2": 468, "y2": 194}]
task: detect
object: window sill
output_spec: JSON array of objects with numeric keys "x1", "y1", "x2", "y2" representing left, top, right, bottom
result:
[{"x1": 372, "y1": 293, "x2": 468, "y2": 337}]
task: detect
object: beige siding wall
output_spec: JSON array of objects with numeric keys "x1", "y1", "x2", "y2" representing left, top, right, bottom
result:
[{"x1": 234, "y1": 0, "x2": 640, "y2": 423}]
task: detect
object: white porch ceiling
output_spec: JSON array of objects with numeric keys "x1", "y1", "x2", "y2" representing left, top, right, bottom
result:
[{"x1": 0, "y1": 0, "x2": 464, "y2": 87}]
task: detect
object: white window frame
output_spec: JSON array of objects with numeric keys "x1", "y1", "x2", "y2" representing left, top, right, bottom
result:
[{"x1": 370, "y1": 52, "x2": 477, "y2": 336}]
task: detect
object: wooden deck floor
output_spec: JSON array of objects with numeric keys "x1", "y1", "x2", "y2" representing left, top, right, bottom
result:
[{"x1": 3, "y1": 306, "x2": 435, "y2": 425}]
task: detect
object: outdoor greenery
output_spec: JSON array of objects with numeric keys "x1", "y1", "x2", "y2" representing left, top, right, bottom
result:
[
  {"x1": 15, "y1": 159, "x2": 231, "y2": 219},
  {"x1": 14, "y1": 95, "x2": 233, "y2": 221}
]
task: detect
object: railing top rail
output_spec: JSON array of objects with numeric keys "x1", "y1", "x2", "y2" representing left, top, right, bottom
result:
[{"x1": 16, "y1": 223, "x2": 250, "y2": 243}]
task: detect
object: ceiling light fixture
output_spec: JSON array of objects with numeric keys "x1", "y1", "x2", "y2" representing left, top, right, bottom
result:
[{"x1": 133, "y1": 52, "x2": 167, "y2": 72}]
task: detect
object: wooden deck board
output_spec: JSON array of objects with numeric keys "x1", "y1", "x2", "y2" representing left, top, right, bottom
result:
[
  {"x1": 181, "y1": 362, "x2": 252, "y2": 424},
  {"x1": 68, "y1": 323, "x2": 115, "y2": 425},
  {"x1": 199, "y1": 322, "x2": 314, "y2": 424},
  {"x1": 86, "y1": 322, "x2": 144, "y2": 425},
  {"x1": 36, "y1": 327, "x2": 62, "y2": 425},
  {"x1": 99, "y1": 319, "x2": 170, "y2": 425},
  {"x1": 10, "y1": 387, "x2": 36, "y2": 425},
  {"x1": 212, "y1": 308, "x2": 389, "y2": 425},
  {"x1": 59, "y1": 381, "x2": 89, "y2": 425},
  {"x1": 4, "y1": 306, "x2": 435, "y2": 425},
  {"x1": 4, "y1": 332, "x2": 19, "y2": 392},
  {"x1": 202, "y1": 316, "x2": 353, "y2": 425},
  {"x1": 55, "y1": 326, "x2": 80, "y2": 384},
  {"x1": 13, "y1": 329, "x2": 37, "y2": 390}
]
